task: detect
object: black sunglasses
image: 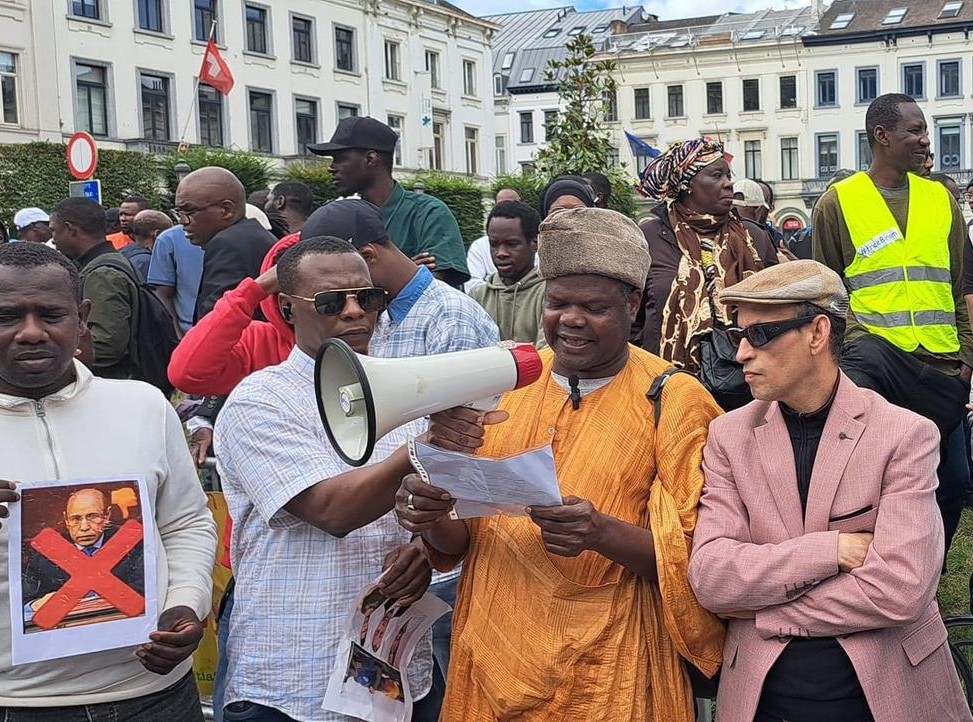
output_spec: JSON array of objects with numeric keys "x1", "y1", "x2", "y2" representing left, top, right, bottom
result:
[
  {"x1": 288, "y1": 287, "x2": 388, "y2": 316},
  {"x1": 726, "y1": 316, "x2": 818, "y2": 349}
]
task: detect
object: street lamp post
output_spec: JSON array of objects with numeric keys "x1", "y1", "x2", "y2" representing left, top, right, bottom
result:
[{"x1": 174, "y1": 160, "x2": 192, "y2": 184}]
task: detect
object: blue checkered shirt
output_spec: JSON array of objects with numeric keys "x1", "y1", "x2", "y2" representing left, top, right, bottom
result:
[
  {"x1": 214, "y1": 347, "x2": 429, "y2": 721},
  {"x1": 371, "y1": 268, "x2": 499, "y2": 586}
]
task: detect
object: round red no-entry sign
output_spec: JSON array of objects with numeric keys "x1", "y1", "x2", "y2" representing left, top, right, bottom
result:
[{"x1": 67, "y1": 132, "x2": 98, "y2": 180}]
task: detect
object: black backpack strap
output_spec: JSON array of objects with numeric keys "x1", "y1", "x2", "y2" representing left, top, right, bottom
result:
[{"x1": 646, "y1": 367, "x2": 692, "y2": 426}]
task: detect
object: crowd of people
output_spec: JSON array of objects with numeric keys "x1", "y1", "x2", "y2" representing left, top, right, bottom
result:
[{"x1": 1, "y1": 95, "x2": 973, "y2": 722}]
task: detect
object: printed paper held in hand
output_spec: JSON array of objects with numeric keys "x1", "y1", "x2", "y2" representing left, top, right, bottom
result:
[
  {"x1": 322, "y1": 574, "x2": 450, "y2": 722},
  {"x1": 408, "y1": 439, "x2": 562, "y2": 519}
]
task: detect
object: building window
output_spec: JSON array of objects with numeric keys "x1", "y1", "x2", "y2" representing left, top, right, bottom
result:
[
  {"x1": 295, "y1": 98, "x2": 317, "y2": 154},
  {"x1": 857, "y1": 131, "x2": 872, "y2": 170},
  {"x1": 496, "y1": 134, "x2": 507, "y2": 174},
  {"x1": 519, "y1": 111, "x2": 533, "y2": 144},
  {"x1": 667, "y1": 85, "x2": 684, "y2": 118},
  {"x1": 938, "y1": 60, "x2": 960, "y2": 98},
  {"x1": 384, "y1": 41, "x2": 401, "y2": 81},
  {"x1": 245, "y1": 5, "x2": 269, "y2": 55},
  {"x1": 902, "y1": 63, "x2": 924, "y2": 99},
  {"x1": 335, "y1": 26, "x2": 355, "y2": 72},
  {"x1": 781, "y1": 137, "x2": 799, "y2": 180},
  {"x1": 138, "y1": 0, "x2": 164, "y2": 32},
  {"x1": 544, "y1": 110, "x2": 557, "y2": 141},
  {"x1": 634, "y1": 142, "x2": 655, "y2": 174},
  {"x1": 425, "y1": 51, "x2": 441, "y2": 89},
  {"x1": 494, "y1": 74, "x2": 504, "y2": 96},
  {"x1": 198, "y1": 84, "x2": 223, "y2": 147},
  {"x1": 816, "y1": 71, "x2": 837, "y2": 107},
  {"x1": 428, "y1": 121, "x2": 444, "y2": 170},
  {"x1": 387, "y1": 114, "x2": 403, "y2": 166},
  {"x1": 465, "y1": 127, "x2": 479, "y2": 175},
  {"x1": 742, "y1": 79, "x2": 760, "y2": 112},
  {"x1": 519, "y1": 68, "x2": 534, "y2": 84},
  {"x1": 139, "y1": 73, "x2": 170, "y2": 140},
  {"x1": 0, "y1": 52, "x2": 18, "y2": 125},
  {"x1": 857, "y1": 67, "x2": 878, "y2": 104},
  {"x1": 248, "y1": 90, "x2": 273, "y2": 152},
  {"x1": 779, "y1": 75, "x2": 797, "y2": 109},
  {"x1": 816, "y1": 134, "x2": 838, "y2": 178},
  {"x1": 463, "y1": 60, "x2": 476, "y2": 96},
  {"x1": 744, "y1": 140, "x2": 762, "y2": 179},
  {"x1": 634, "y1": 87, "x2": 650, "y2": 120},
  {"x1": 606, "y1": 147, "x2": 620, "y2": 169},
  {"x1": 292, "y1": 16, "x2": 313, "y2": 64},
  {"x1": 938, "y1": 124, "x2": 962, "y2": 171},
  {"x1": 603, "y1": 89, "x2": 617, "y2": 122},
  {"x1": 501, "y1": 52, "x2": 514, "y2": 71},
  {"x1": 71, "y1": 0, "x2": 100, "y2": 20},
  {"x1": 336, "y1": 102, "x2": 358, "y2": 120},
  {"x1": 194, "y1": 0, "x2": 217, "y2": 42},
  {"x1": 75, "y1": 62, "x2": 108, "y2": 136},
  {"x1": 706, "y1": 82, "x2": 723, "y2": 115}
]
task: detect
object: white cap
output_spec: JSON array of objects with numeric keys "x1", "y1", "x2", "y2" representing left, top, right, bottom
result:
[
  {"x1": 732, "y1": 179, "x2": 769, "y2": 210},
  {"x1": 245, "y1": 203, "x2": 272, "y2": 230},
  {"x1": 14, "y1": 207, "x2": 50, "y2": 230}
]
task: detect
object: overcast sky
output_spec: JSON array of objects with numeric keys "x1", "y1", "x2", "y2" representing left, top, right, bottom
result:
[{"x1": 458, "y1": 0, "x2": 807, "y2": 20}]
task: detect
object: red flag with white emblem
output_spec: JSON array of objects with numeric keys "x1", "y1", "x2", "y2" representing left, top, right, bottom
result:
[{"x1": 199, "y1": 40, "x2": 234, "y2": 95}]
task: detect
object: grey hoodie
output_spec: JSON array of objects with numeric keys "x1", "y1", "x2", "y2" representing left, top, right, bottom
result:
[{"x1": 470, "y1": 267, "x2": 547, "y2": 347}]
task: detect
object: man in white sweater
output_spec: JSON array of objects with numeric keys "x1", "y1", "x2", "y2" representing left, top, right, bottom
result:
[{"x1": 0, "y1": 242, "x2": 217, "y2": 721}]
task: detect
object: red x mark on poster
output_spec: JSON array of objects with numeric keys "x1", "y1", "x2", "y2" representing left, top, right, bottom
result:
[{"x1": 30, "y1": 518, "x2": 145, "y2": 631}]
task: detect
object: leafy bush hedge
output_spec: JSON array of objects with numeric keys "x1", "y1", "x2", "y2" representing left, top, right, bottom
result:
[
  {"x1": 0, "y1": 142, "x2": 166, "y2": 231},
  {"x1": 401, "y1": 173, "x2": 486, "y2": 246},
  {"x1": 161, "y1": 148, "x2": 274, "y2": 199},
  {"x1": 278, "y1": 160, "x2": 338, "y2": 209}
]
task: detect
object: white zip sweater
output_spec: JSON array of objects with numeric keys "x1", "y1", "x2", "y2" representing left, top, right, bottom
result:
[{"x1": 0, "y1": 361, "x2": 217, "y2": 706}]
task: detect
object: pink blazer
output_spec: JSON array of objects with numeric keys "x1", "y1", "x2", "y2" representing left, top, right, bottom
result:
[{"x1": 689, "y1": 373, "x2": 971, "y2": 722}]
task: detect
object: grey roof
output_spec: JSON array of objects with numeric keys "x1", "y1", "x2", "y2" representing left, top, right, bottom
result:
[
  {"x1": 604, "y1": 6, "x2": 816, "y2": 54},
  {"x1": 808, "y1": 0, "x2": 973, "y2": 43},
  {"x1": 488, "y1": 6, "x2": 648, "y2": 91}
]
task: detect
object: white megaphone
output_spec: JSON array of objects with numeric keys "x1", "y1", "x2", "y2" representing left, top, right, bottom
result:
[{"x1": 315, "y1": 339, "x2": 543, "y2": 467}]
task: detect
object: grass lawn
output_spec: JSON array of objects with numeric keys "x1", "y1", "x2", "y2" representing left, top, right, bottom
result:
[{"x1": 941, "y1": 509, "x2": 973, "y2": 618}]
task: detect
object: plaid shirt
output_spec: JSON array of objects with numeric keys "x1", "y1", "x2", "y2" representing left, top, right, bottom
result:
[
  {"x1": 371, "y1": 268, "x2": 500, "y2": 586},
  {"x1": 371, "y1": 266, "x2": 500, "y2": 360},
  {"x1": 215, "y1": 348, "x2": 429, "y2": 721}
]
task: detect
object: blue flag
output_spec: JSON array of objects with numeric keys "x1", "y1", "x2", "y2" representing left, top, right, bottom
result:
[{"x1": 624, "y1": 130, "x2": 660, "y2": 159}]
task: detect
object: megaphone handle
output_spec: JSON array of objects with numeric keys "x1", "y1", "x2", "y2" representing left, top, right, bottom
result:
[{"x1": 407, "y1": 438, "x2": 460, "y2": 521}]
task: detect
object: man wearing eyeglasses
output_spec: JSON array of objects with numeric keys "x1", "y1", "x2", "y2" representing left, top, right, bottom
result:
[
  {"x1": 23, "y1": 488, "x2": 144, "y2": 613},
  {"x1": 173, "y1": 166, "x2": 275, "y2": 322},
  {"x1": 689, "y1": 260, "x2": 970, "y2": 722},
  {"x1": 213, "y1": 237, "x2": 444, "y2": 722}
]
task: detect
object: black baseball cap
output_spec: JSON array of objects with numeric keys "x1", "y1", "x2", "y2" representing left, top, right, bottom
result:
[
  {"x1": 307, "y1": 116, "x2": 399, "y2": 156},
  {"x1": 300, "y1": 199, "x2": 389, "y2": 248}
]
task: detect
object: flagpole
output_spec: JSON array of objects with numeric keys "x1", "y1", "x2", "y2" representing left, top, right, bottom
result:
[{"x1": 178, "y1": 19, "x2": 219, "y2": 151}]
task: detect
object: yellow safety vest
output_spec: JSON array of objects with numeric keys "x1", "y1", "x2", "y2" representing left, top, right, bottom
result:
[{"x1": 833, "y1": 171, "x2": 959, "y2": 354}]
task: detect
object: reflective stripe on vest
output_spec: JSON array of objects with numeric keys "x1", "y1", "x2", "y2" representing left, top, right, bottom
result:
[{"x1": 834, "y1": 171, "x2": 959, "y2": 354}]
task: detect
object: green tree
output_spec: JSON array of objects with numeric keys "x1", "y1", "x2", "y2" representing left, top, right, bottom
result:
[{"x1": 534, "y1": 34, "x2": 617, "y2": 178}]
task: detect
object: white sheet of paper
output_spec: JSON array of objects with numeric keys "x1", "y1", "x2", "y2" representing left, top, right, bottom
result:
[
  {"x1": 323, "y1": 573, "x2": 450, "y2": 722},
  {"x1": 7, "y1": 475, "x2": 158, "y2": 665},
  {"x1": 410, "y1": 441, "x2": 562, "y2": 519}
]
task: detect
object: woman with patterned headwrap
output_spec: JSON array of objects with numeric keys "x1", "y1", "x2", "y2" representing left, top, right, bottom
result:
[{"x1": 637, "y1": 138, "x2": 778, "y2": 372}]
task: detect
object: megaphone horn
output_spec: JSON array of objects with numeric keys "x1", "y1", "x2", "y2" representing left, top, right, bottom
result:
[{"x1": 315, "y1": 339, "x2": 543, "y2": 467}]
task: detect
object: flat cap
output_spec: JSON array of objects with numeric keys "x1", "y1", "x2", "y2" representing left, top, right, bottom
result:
[
  {"x1": 719, "y1": 259, "x2": 849, "y2": 318},
  {"x1": 538, "y1": 207, "x2": 650, "y2": 290}
]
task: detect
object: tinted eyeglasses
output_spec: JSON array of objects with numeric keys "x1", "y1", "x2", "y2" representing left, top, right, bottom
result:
[
  {"x1": 726, "y1": 316, "x2": 818, "y2": 349},
  {"x1": 288, "y1": 287, "x2": 388, "y2": 316}
]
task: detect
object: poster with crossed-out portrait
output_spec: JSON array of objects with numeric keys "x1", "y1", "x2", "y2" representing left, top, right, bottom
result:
[{"x1": 6, "y1": 476, "x2": 158, "y2": 665}]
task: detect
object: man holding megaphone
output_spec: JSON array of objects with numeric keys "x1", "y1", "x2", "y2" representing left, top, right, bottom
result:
[
  {"x1": 395, "y1": 207, "x2": 728, "y2": 722},
  {"x1": 212, "y1": 237, "x2": 444, "y2": 722}
]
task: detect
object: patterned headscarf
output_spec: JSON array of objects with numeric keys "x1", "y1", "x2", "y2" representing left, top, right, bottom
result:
[{"x1": 639, "y1": 139, "x2": 725, "y2": 201}]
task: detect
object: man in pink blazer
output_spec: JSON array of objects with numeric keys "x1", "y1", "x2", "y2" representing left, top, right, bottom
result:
[{"x1": 689, "y1": 260, "x2": 971, "y2": 722}]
